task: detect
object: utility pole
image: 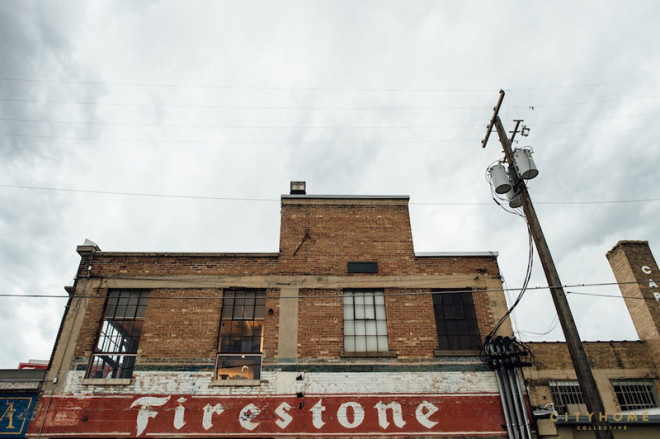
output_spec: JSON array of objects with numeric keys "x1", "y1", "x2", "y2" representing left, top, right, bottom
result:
[{"x1": 482, "y1": 90, "x2": 613, "y2": 439}]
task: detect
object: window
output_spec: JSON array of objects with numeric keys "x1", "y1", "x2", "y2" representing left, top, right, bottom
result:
[
  {"x1": 216, "y1": 290, "x2": 265, "y2": 380},
  {"x1": 86, "y1": 290, "x2": 148, "y2": 379},
  {"x1": 343, "y1": 290, "x2": 388, "y2": 352},
  {"x1": 612, "y1": 380, "x2": 658, "y2": 411},
  {"x1": 433, "y1": 291, "x2": 480, "y2": 351},
  {"x1": 549, "y1": 380, "x2": 584, "y2": 414}
]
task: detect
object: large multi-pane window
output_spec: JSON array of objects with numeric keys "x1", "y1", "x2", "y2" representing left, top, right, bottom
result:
[
  {"x1": 549, "y1": 380, "x2": 585, "y2": 414},
  {"x1": 343, "y1": 290, "x2": 388, "y2": 352},
  {"x1": 87, "y1": 290, "x2": 148, "y2": 379},
  {"x1": 216, "y1": 290, "x2": 265, "y2": 380},
  {"x1": 612, "y1": 380, "x2": 658, "y2": 411},
  {"x1": 433, "y1": 291, "x2": 481, "y2": 351}
]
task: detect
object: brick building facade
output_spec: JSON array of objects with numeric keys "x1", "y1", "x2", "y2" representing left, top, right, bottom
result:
[
  {"x1": 23, "y1": 188, "x2": 660, "y2": 438},
  {"x1": 28, "y1": 191, "x2": 514, "y2": 438}
]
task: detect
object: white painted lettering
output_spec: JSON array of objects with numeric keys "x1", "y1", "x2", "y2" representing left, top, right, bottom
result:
[
  {"x1": 649, "y1": 279, "x2": 658, "y2": 288},
  {"x1": 174, "y1": 397, "x2": 187, "y2": 430},
  {"x1": 311, "y1": 400, "x2": 326, "y2": 429},
  {"x1": 337, "y1": 402, "x2": 365, "y2": 429},
  {"x1": 239, "y1": 403, "x2": 261, "y2": 431},
  {"x1": 642, "y1": 266, "x2": 652, "y2": 274},
  {"x1": 202, "y1": 404, "x2": 225, "y2": 431},
  {"x1": 274, "y1": 402, "x2": 293, "y2": 429},
  {"x1": 415, "y1": 401, "x2": 439, "y2": 429},
  {"x1": 374, "y1": 401, "x2": 406, "y2": 430},
  {"x1": 130, "y1": 396, "x2": 171, "y2": 437}
]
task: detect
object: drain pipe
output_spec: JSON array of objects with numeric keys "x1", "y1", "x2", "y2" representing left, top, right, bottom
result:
[
  {"x1": 484, "y1": 336, "x2": 532, "y2": 439},
  {"x1": 495, "y1": 365, "x2": 519, "y2": 439}
]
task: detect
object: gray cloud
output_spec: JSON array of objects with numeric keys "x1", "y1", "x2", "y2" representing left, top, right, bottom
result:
[{"x1": 1, "y1": 0, "x2": 659, "y2": 367}]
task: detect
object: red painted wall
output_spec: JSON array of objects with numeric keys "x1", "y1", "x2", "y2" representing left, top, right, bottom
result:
[{"x1": 29, "y1": 394, "x2": 506, "y2": 437}]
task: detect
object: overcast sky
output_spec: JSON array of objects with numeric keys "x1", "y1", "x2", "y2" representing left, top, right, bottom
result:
[{"x1": 1, "y1": 1, "x2": 659, "y2": 368}]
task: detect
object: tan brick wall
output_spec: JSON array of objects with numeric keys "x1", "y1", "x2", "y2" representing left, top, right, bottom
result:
[
  {"x1": 607, "y1": 241, "x2": 660, "y2": 372},
  {"x1": 526, "y1": 341, "x2": 653, "y2": 371},
  {"x1": 524, "y1": 341, "x2": 659, "y2": 413}
]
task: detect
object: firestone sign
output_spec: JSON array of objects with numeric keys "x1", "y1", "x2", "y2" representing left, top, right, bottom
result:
[{"x1": 28, "y1": 394, "x2": 506, "y2": 437}]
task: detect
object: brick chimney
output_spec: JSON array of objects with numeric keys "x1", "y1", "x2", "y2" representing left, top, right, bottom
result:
[{"x1": 606, "y1": 241, "x2": 660, "y2": 370}]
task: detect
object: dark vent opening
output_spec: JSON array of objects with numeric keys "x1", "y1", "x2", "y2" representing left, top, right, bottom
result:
[{"x1": 347, "y1": 262, "x2": 378, "y2": 273}]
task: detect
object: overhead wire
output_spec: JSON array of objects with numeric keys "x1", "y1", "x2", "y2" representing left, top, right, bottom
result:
[
  {"x1": 0, "y1": 280, "x2": 654, "y2": 300},
  {"x1": 1, "y1": 76, "x2": 657, "y2": 91},
  {"x1": 2, "y1": 184, "x2": 660, "y2": 206},
  {"x1": 3, "y1": 108, "x2": 660, "y2": 129}
]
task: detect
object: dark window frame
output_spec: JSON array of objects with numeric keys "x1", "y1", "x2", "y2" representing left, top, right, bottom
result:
[
  {"x1": 216, "y1": 290, "x2": 266, "y2": 380},
  {"x1": 432, "y1": 290, "x2": 481, "y2": 351},
  {"x1": 612, "y1": 379, "x2": 659, "y2": 411},
  {"x1": 86, "y1": 289, "x2": 149, "y2": 379}
]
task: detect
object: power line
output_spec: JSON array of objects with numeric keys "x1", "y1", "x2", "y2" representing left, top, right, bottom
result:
[
  {"x1": 0, "y1": 133, "x2": 475, "y2": 144},
  {"x1": 0, "y1": 117, "x2": 483, "y2": 130},
  {"x1": 0, "y1": 184, "x2": 279, "y2": 202},
  {"x1": 3, "y1": 94, "x2": 660, "y2": 111},
  {"x1": 2, "y1": 184, "x2": 660, "y2": 206},
  {"x1": 0, "y1": 280, "x2": 654, "y2": 300},
  {"x1": 4, "y1": 95, "x2": 660, "y2": 113},
  {"x1": 535, "y1": 110, "x2": 660, "y2": 126},
  {"x1": 3, "y1": 108, "x2": 660, "y2": 130},
  {"x1": 0, "y1": 97, "x2": 487, "y2": 111},
  {"x1": 2, "y1": 76, "x2": 657, "y2": 92},
  {"x1": 565, "y1": 290, "x2": 656, "y2": 301},
  {"x1": 3, "y1": 124, "x2": 660, "y2": 144}
]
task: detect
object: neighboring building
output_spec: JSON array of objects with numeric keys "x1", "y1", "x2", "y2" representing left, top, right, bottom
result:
[
  {"x1": 17, "y1": 361, "x2": 48, "y2": 371},
  {"x1": 23, "y1": 184, "x2": 660, "y2": 438},
  {"x1": 523, "y1": 241, "x2": 660, "y2": 438},
  {"x1": 28, "y1": 185, "x2": 517, "y2": 438},
  {"x1": 0, "y1": 363, "x2": 45, "y2": 438}
]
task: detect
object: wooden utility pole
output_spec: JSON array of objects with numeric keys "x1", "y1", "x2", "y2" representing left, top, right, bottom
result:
[{"x1": 483, "y1": 90, "x2": 613, "y2": 439}]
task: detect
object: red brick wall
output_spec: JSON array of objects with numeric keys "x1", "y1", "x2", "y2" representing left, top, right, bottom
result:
[
  {"x1": 297, "y1": 289, "x2": 343, "y2": 358},
  {"x1": 74, "y1": 288, "x2": 280, "y2": 363},
  {"x1": 385, "y1": 289, "x2": 438, "y2": 359},
  {"x1": 279, "y1": 200, "x2": 416, "y2": 275},
  {"x1": 69, "y1": 198, "x2": 505, "y2": 366},
  {"x1": 138, "y1": 289, "x2": 221, "y2": 359},
  {"x1": 74, "y1": 288, "x2": 107, "y2": 358},
  {"x1": 262, "y1": 289, "x2": 280, "y2": 362}
]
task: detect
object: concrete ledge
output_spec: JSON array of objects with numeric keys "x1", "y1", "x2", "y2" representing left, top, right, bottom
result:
[
  {"x1": 340, "y1": 351, "x2": 397, "y2": 358},
  {"x1": 82, "y1": 378, "x2": 132, "y2": 386},
  {"x1": 434, "y1": 349, "x2": 481, "y2": 357},
  {"x1": 211, "y1": 379, "x2": 262, "y2": 387}
]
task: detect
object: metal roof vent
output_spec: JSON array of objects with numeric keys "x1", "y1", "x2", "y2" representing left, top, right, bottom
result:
[{"x1": 290, "y1": 181, "x2": 306, "y2": 195}]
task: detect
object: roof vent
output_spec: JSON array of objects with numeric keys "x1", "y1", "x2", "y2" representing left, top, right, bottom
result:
[{"x1": 290, "y1": 181, "x2": 306, "y2": 195}]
